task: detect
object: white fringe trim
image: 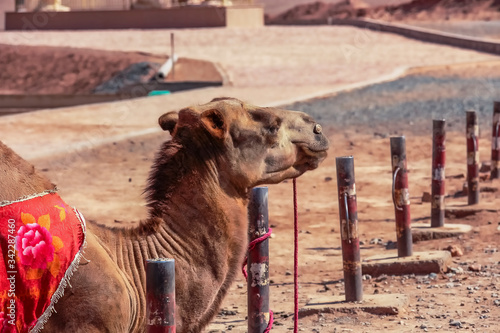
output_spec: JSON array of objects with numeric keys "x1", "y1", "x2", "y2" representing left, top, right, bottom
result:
[
  {"x1": 28, "y1": 207, "x2": 88, "y2": 333},
  {"x1": 0, "y1": 189, "x2": 58, "y2": 207}
]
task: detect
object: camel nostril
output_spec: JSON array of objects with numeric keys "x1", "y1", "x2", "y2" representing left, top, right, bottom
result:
[{"x1": 313, "y1": 124, "x2": 322, "y2": 134}]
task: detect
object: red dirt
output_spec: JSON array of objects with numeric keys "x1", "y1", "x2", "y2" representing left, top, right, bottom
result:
[
  {"x1": 0, "y1": 44, "x2": 161, "y2": 94},
  {"x1": 270, "y1": 0, "x2": 500, "y2": 23},
  {"x1": 0, "y1": 44, "x2": 222, "y2": 95}
]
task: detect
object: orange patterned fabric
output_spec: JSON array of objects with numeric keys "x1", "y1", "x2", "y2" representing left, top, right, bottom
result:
[{"x1": 0, "y1": 192, "x2": 86, "y2": 333}]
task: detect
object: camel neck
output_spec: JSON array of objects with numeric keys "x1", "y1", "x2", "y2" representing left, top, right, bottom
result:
[
  {"x1": 95, "y1": 182, "x2": 249, "y2": 331},
  {"x1": 87, "y1": 139, "x2": 251, "y2": 330}
]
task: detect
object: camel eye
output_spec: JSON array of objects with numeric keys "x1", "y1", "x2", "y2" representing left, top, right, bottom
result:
[
  {"x1": 268, "y1": 125, "x2": 280, "y2": 135},
  {"x1": 267, "y1": 118, "x2": 282, "y2": 136}
]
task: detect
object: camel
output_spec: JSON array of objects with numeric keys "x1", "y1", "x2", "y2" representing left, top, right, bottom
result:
[{"x1": 0, "y1": 97, "x2": 329, "y2": 332}]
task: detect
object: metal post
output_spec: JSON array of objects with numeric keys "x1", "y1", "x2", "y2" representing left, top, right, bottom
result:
[
  {"x1": 390, "y1": 136, "x2": 413, "y2": 257},
  {"x1": 466, "y1": 111, "x2": 479, "y2": 205},
  {"x1": 336, "y1": 156, "x2": 363, "y2": 302},
  {"x1": 491, "y1": 102, "x2": 500, "y2": 179},
  {"x1": 146, "y1": 258, "x2": 176, "y2": 333},
  {"x1": 170, "y1": 32, "x2": 175, "y2": 80},
  {"x1": 431, "y1": 120, "x2": 446, "y2": 228},
  {"x1": 247, "y1": 187, "x2": 271, "y2": 333}
]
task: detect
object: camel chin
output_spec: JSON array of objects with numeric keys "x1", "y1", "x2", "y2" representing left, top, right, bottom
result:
[{"x1": 0, "y1": 97, "x2": 329, "y2": 333}]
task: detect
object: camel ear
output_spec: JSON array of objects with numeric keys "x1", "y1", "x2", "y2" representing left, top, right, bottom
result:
[
  {"x1": 158, "y1": 111, "x2": 179, "y2": 134},
  {"x1": 201, "y1": 109, "x2": 227, "y2": 140}
]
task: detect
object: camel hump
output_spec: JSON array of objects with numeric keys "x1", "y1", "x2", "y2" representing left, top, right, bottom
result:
[
  {"x1": 158, "y1": 111, "x2": 179, "y2": 134},
  {"x1": 0, "y1": 141, "x2": 56, "y2": 201}
]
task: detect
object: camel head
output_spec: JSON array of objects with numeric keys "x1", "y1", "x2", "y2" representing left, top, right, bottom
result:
[{"x1": 157, "y1": 97, "x2": 329, "y2": 194}]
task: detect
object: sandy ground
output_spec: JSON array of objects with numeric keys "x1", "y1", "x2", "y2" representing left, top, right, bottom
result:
[{"x1": 1, "y1": 25, "x2": 500, "y2": 332}]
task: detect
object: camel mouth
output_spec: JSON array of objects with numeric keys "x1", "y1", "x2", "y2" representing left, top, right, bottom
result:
[
  {"x1": 264, "y1": 142, "x2": 328, "y2": 176},
  {"x1": 294, "y1": 143, "x2": 328, "y2": 171},
  {"x1": 295, "y1": 143, "x2": 329, "y2": 157}
]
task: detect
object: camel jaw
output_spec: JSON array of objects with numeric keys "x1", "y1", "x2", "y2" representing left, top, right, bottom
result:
[
  {"x1": 260, "y1": 144, "x2": 328, "y2": 185},
  {"x1": 294, "y1": 140, "x2": 329, "y2": 169}
]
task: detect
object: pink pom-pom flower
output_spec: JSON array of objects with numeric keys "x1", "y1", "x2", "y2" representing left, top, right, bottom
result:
[{"x1": 15, "y1": 223, "x2": 54, "y2": 269}]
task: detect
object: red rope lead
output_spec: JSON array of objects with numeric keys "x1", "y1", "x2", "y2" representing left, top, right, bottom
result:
[
  {"x1": 242, "y1": 227, "x2": 274, "y2": 332},
  {"x1": 293, "y1": 178, "x2": 299, "y2": 333},
  {"x1": 263, "y1": 310, "x2": 274, "y2": 333},
  {"x1": 242, "y1": 228, "x2": 273, "y2": 279}
]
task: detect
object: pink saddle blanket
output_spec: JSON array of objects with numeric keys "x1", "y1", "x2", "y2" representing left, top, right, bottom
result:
[{"x1": 0, "y1": 191, "x2": 86, "y2": 333}]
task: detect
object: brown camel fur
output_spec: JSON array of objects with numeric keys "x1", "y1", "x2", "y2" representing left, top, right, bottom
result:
[{"x1": 0, "y1": 97, "x2": 329, "y2": 332}]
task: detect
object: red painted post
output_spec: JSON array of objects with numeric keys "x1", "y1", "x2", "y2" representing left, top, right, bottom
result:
[
  {"x1": 466, "y1": 111, "x2": 479, "y2": 205},
  {"x1": 146, "y1": 258, "x2": 176, "y2": 333},
  {"x1": 390, "y1": 136, "x2": 413, "y2": 257},
  {"x1": 336, "y1": 156, "x2": 363, "y2": 302},
  {"x1": 431, "y1": 119, "x2": 446, "y2": 228},
  {"x1": 491, "y1": 102, "x2": 500, "y2": 179},
  {"x1": 247, "y1": 187, "x2": 271, "y2": 333}
]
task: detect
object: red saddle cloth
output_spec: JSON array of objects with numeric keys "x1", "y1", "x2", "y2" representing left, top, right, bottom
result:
[{"x1": 0, "y1": 191, "x2": 86, "y2": 333}]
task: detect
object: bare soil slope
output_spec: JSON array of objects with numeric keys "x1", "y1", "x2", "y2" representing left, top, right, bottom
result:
[
  {"x1": 0, "y1": 44, "x2": 162, "y2": 94},
  {"x1": 257, "y1": 0, "x2": 410, "y2": 16},
  {"x1": 0, "y1": 44, "x2": 221, "y2": 95}
]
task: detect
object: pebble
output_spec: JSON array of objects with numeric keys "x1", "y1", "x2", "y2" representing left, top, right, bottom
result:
[
  {"x1": 449, "y1": 267, "x2": 464, "y2": 274},
  {"x1": 445, "y1": 245, "x2": 463, "y2": 257},
  {"x1": 422, "y1": 192, "x2": 432, "y2": 203},
  {"x1": 219, "y1": 309, "x2": 237, "y2": 316},
  {"x1": 385, "y1": 240, "x2": 397, "y2": 250},
  {"x1": 449, "y1": 320, "x2": 462, "y2": 327},
  {"x1": 469, "y1": 264, "x2": 482, "y2": 272},
  {"x1": 479, "y1": 161, "x2": 491, "y2": 172}
]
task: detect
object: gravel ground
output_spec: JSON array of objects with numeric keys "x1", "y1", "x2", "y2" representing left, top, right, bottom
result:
[{"x1": 285, "y1": 67, "x2": 500, "y2": 135}]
